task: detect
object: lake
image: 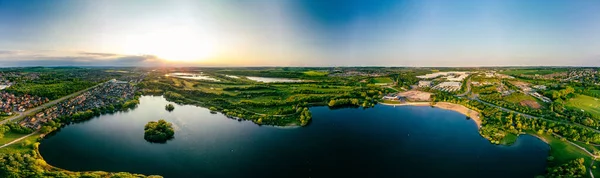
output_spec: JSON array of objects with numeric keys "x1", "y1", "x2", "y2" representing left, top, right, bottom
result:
[{"x1": 39, "y1": 96, "x2": 549, "y2": 178}]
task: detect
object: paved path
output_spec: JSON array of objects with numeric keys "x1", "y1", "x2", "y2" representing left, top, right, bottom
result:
[
  {"x1": 552, "y1": 133, "x2": 599, "y2": 159},
  {"x1": 0, "y1": 82, "x2": 103, "y2": 125},
  {"x1": 474, "y1": 98, "x2": 600, "y2": 133},
  {"x1": 591, "y1": 159, "x2": 596, "y2": 178},
  {"x1": 0, "y1": 131, "x2": 38, "y2": 149}
]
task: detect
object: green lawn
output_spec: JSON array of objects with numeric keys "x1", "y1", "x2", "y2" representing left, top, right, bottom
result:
[
  {"x1": 574, "y1": 141, "x2": 600, "y2": 155},
  {"x1": 500, "y1": 133, "x2": 518, "y2": 145},
  {"x1": 371, "y1": 77, "x2": 393, "y2": 84},
  {"x1": 566, "y1": 95, "x2": 600, "y2": 118},
  {"x1": 0, "y1": 132, "x2": 30, "y2": 145},
  {"x1": 532, "y1": 132, "x2": 594, "y2": 170}
]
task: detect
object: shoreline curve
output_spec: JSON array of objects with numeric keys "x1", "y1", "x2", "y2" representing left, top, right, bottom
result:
[{"x1": 379, "y1": 102, "x2": 482, "y2": 128}]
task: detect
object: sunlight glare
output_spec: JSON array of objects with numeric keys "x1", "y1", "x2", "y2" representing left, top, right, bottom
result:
[{"x1": 123, "y1": 27, "x2": 220, "y2": 62}]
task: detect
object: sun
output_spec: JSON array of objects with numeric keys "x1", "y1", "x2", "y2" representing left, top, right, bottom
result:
[{"x1": 122, "y1": 27, "x2": 220, "y2": 62}]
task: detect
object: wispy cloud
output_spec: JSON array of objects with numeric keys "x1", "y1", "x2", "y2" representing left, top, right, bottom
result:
[{"x1": 0, "y1": 50, "x2": 165, "y2": 67}]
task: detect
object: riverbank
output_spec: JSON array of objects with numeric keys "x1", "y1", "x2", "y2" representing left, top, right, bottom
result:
[{"x1": 379, "y1": 102, "x2": 482, "y2": 128}]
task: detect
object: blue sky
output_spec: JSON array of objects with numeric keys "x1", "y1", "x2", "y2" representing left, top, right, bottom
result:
[{"x1": 0, "y1": 0, "x2": 599, "y2": 66}]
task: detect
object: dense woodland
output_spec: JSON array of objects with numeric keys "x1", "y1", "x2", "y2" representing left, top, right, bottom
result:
[{"x1": 144, "y1": 119, "x2": 175, "y2": 143}]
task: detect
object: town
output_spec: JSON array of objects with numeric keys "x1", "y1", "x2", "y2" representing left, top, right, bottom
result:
[
  {"x1": 19, "y1": 79, "x2": 137, "y2": 130},
  {"x1": 0, "y1": 92, "x2": 48, "y2": 115}
]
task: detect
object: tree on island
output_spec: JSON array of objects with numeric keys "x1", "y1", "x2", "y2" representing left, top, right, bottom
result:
[
  {"x1": 144, "y1": 119, "x2": 175, "y2": 143},
  {"x1": 165, "y1": 104, "x2": 175, "y2": 112}
]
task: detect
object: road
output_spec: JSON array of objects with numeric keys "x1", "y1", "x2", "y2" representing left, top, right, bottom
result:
[
  {"x1": 0, "y1": 82, "x2": 103, "y2": 125},
  {"x1": 456, "y1": 77, "x2": 472, "y2": 97},
  {"x1": 0, "y1": 131, "x2": 38, "y2": 149}
]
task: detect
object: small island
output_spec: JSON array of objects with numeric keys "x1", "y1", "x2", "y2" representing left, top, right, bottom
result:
[
  {"x1": 165, "y1": 104, "x2": 175, "y2": 112},
  {"x1": 144, "y1": 119, "x2": 175, "y2": 143}
]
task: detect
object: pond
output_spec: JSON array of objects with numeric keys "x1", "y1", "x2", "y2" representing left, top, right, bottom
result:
[
  {"x1": 245, "y1": 76, "x2": 302, "y2": 83},
  {"x1": 39, "y1": 96, "x2": 549, "y2": 178},
  {"x1": 166, "y1": 72, "x2": 219, "y2": 81}
]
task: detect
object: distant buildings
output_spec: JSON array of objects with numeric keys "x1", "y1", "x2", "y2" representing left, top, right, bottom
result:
[
  {"x1": 382, "y1": 94, "x2": 402, "y2": 100},
  {"x1": 418, "y1": 81, "x2": 432, "y2": 88},
  {"x1": 417, "y1": 71, "x2": 469, "y2": 81},
  {"x1": 533, "y1": 85, "x2": 547, "y2": 90},
  {"x1": 433, "y1": 82, "x2": 462, "y2": 92},
  {"x1": 511, "y1": 81, "x2": 551, "y2": 103}
]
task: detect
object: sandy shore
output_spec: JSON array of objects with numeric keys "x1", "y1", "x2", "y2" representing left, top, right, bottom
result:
[{"x1": 379, "y1": 102, "x2": 482, "y2": 128}]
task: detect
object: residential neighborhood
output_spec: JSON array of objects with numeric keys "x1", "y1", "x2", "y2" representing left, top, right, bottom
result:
[
  {"x1": 0, "y1": 91, "x2": 48, "y2": 115},
  {"x1": 19, "y1": 80, "x2": 136, "y2": 129}
]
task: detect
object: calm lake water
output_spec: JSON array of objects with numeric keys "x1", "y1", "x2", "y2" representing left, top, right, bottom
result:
[
  {"x1": 245, "y1": 76, "x2": 302, "y2": 83},
  {"x1": 39, "y1": 96, "x2": 549, "y2": 178},
  {"x1": 167, "y1": 73, "x2": 219, "y2": 81}
]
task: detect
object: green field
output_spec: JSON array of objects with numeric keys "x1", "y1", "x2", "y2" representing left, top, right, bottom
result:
[
  {"x1": 0, "y1": 133, "x2": 39, "y2": 155},
  {"x1": 590, "y1": 90, "x2": 600, "y2": 95},
  {"x1": 504, "y1": 93, "x2": 536, "y2": 103},
  {"x1": 303, "y1": 71, "x2": 328, "y2": 77},
  {"x1": 566, "y1": 95, "x2": 600, "y2": 118},
  {"x1": 371, "y1": 77, "x2": 393, "y2": 84}
]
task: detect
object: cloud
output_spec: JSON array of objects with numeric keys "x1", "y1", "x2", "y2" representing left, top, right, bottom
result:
[
  {"x1": 0, "y1": 50, "x2": 166, "y2": 67},
  {"x1": 0, "y1": 50, "x2": 17, "y2": 55},
  {"x1": 79, "y1": 52, "x2": 121, "y2": 57}
]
